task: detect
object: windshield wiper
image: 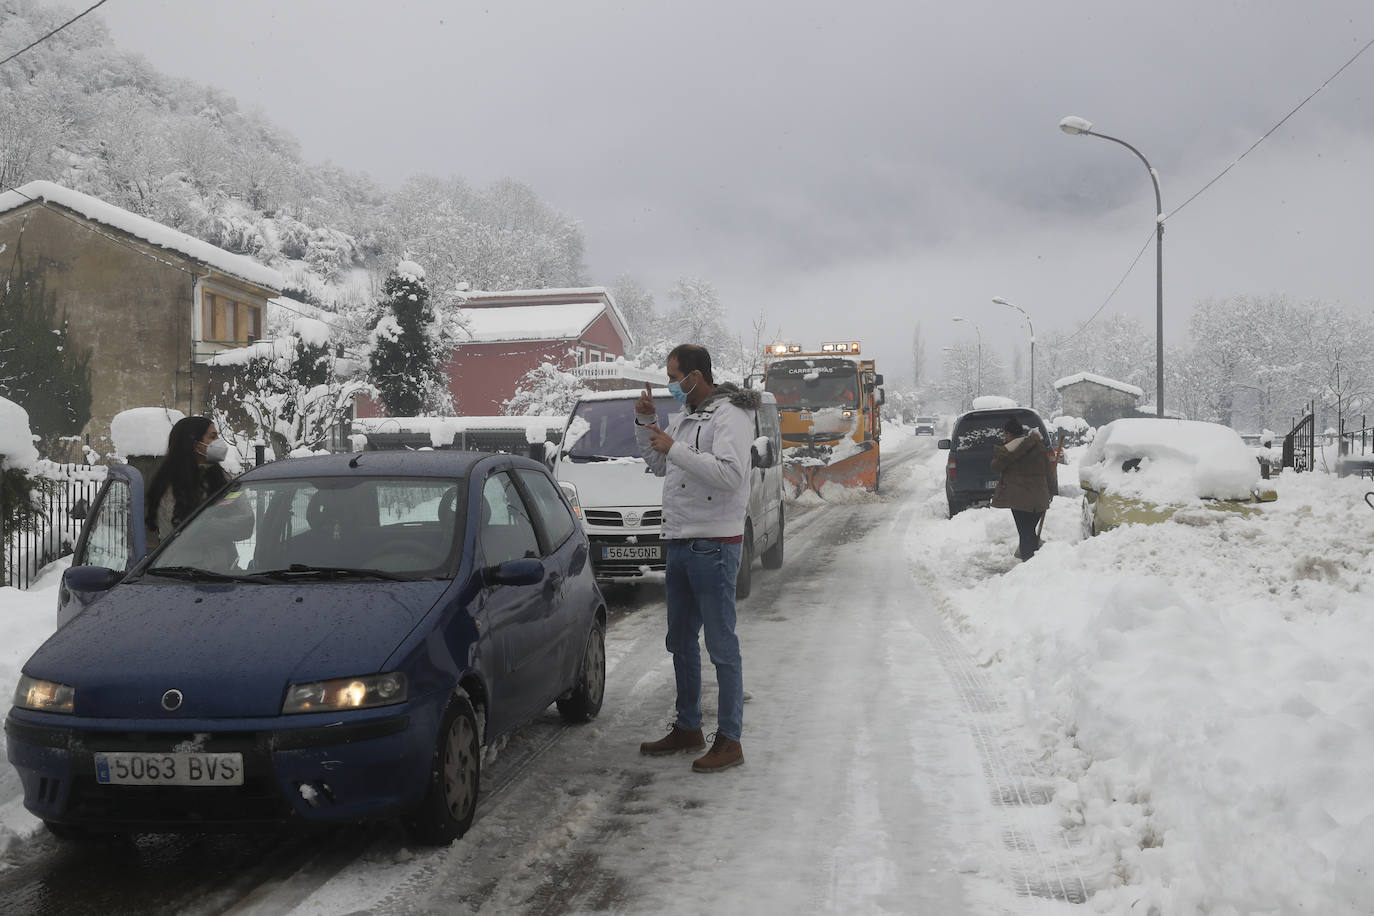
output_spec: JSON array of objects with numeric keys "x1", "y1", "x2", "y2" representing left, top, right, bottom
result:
[
  {"x1": 252, "y1": 564, "x2": 410, "y2": 582},
  {"x1": 143, "y1": 565, "x2": 260, "y2": 583}
]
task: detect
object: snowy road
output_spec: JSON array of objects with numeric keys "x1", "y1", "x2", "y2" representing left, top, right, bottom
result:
[{"x1": 1, "y1": 440, "x2": 1087, "y2": 914}]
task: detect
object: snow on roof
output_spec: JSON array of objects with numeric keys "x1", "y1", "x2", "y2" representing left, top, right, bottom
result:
[
  {"x1": 1053, "y1": 372, "x2": 1144, "y2": 397},
  {"x1": 971, "y1": 395, "x2": 1019, "y2": 410},
  {"x1": 110, "y1": 407, "x2": 186, "y2": 457},
  {"x1": 463, "y1": 286, "x2": 632, "y2": 347},
  {"x1": 353, "y1": 415, "x2": 564, "y2": 448},
  {"x1": 0, "y1": 180, "x2": 283, "y2": 292},
  {"x1": 455, "y1": 302, "x2": 606, "y2": 343},
  {"x1": 0, "y1": 396, "x2": 40, "y2": 470},
  {"x1": 1079, "y1": 417, "x2": 1260, "y2": 501}
]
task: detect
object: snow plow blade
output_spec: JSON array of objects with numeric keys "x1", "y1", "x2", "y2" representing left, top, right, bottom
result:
[{"x1": 785, "y1": 446, "x2": 879, "y2": 496}]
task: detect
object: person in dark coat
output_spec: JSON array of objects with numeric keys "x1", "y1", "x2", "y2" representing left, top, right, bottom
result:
[{"x1": 990, "y1": 417, "x2": 1058, "y2": 561}]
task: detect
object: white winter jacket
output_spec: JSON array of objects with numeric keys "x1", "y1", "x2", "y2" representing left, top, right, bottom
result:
[{"x1": 636, "y1": 384, "x2": 760, "y2": 539}]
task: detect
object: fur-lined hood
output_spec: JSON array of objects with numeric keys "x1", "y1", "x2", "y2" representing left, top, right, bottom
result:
[{"x1": 695, "y1": 381, "x2": 762, "y2": 414}]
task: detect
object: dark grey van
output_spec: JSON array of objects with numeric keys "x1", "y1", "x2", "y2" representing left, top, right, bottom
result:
[{"x1": 937, "y1": 406, "x2": 1049, "y2": 516}]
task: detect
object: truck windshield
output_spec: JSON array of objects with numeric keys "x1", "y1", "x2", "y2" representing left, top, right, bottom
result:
[
  {"x1": 564, "y1": 396, "x2": 676, "y2": 461},
  {"x1": 765, "y1": 359, "x2": 860, "y2": 409}
]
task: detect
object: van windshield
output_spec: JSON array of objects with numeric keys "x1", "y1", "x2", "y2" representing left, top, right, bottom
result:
[{"x1": 565, "y1": 396, "x2": 677, "y2": 461}]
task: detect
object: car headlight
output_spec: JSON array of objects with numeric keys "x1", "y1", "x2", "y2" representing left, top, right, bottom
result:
[
  {"x1": 558, "y1": 480, "x2": 582, "y2": 518},
  {"x1": 13, "y1": 674, "x2": 75, "y2": 714},
  {"x1": 281, "y1": 672, "x2": 407, "y2": 714}
]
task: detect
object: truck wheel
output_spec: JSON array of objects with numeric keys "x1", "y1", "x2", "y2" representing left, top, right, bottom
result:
[
  {"x1": 735, "y1": 523, "x2": 754, "y2": 600},
  {"x1": 405, "y1": 694, "x2": 481, "y2": 845},
  {"x1": 761, "y1": 509, "x2": 784, "y2": 569},
  {"x1": 557, "y1": 620, "x2": 606, "y2": 722}
]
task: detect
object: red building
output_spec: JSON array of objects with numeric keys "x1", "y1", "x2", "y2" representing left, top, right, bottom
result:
[{"x1": 444, "y1": 287, "x2": 633, "y2": 415}]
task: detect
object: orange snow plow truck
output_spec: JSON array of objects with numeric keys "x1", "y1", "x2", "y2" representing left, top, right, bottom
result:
[{"x1": 761, "y1": 341, "x2": 884, "y2": 496}]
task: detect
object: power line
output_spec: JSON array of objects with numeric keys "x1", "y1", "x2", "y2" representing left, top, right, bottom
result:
[
  {"x1": 0, "y1": 0, "x2": 112, "y2": 69},
  {"x1": 1064, "y1": 30, "x2": 1374, "y2": 343},
  {"x1": 1169, "y1": 33, "x2": 1374, "y2": 220}
]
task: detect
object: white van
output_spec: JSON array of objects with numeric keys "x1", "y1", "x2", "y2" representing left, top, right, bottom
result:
[{"x1": 552, "y1": 387, "x2": 784, "y2": 598}]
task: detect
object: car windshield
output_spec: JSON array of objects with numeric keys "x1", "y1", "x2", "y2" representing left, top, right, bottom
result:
[
  {"x1": 765, "y1": 359, "x2": 860, "y2": 409},
  {"x1": 563, "y1": 396, "x2": 676, "y2": 461},
  {"x1": 148, "y1": 476, "x2": 464, "y2": 581}
]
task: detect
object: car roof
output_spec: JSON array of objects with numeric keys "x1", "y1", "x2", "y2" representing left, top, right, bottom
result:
[
  {"x1": 235, "y1": 450, "x2": 541, "y2": 482},
  {"x1": 954, "y1": 407, "x2": 1044, "y2": 423}
]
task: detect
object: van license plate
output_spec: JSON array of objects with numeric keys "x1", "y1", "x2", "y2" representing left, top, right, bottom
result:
[{"x1": 603, "y1": 545, "x2": 661, "y2": 560}]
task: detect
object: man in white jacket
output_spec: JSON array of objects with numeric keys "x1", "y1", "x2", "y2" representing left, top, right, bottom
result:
[{"x1": 635, "y1": 344, "x2": 759, "y2": 773}]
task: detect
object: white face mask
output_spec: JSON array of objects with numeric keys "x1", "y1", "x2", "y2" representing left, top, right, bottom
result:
[{"x1": 203, "y1": 439, "x2": 229, "y2": 464}]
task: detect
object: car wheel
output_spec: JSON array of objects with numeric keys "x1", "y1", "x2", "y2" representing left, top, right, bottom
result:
[
  {"x1": 735, "y1": 523, "x2": 754, "y2": 600},
  {"x1": 404, "y1": 694, "x2": 481, "y2": 846},
  {"x1": 557, "y1": 620, "x2": 606, "y2": 722},
  {"x1": 760, "y1": 509, "x2": 784, "y2": 569}
]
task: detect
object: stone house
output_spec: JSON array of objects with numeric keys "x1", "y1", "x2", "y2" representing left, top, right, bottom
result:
[
  {"x1": 1054, "y1": 372, "x2": 1143, "y2": 427},
  {"x1": 0, "y1": 180, "x2": 283, "y2": 449}
]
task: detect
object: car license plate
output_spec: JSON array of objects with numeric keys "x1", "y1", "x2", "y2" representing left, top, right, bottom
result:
[
  {"x1": 94, "y1": 752, "x2": 244, "y2": 787},
  {"x1": 985, "y1": 480, "x2": 999, "y2": 489},
  {"x1": 602, "y1": 545, "x2": 661, "y2": 560}
]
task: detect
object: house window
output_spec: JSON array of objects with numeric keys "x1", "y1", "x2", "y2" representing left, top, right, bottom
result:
[
  {"x1": 589, "y1": 350, "x2": 601, "y2": 362},
  {"x1": 202, "y1": 291, "x2": 262, "y2": 345},
  {"x1": 576, "y1": 347, "x2": 587, "y2": 366}
]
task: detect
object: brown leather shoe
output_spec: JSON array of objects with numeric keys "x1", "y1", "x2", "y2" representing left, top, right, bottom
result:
[
  {"x1": 692, "y1": 734, "x2": 744, "y2": 773},
  {"x1": 640, "y1": 723, "x2": 706, "y2": 756}
]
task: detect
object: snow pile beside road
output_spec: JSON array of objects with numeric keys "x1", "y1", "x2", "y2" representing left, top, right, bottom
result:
[{"x1": 914, "y1": 448, "x2": 1374, "y2": 913}]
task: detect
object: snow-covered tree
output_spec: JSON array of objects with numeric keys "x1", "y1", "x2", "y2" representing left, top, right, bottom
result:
[
  {"x1": 208, "y1": 317, "x2": 372, "y2": 460},
  {"x1": 0, "y1": 244, "x2": 92, "y2": 453},
  {"x1": 366, "y1": 261, "x2": 452, "y2": 417},
  {"x1": 503, "y1": 360, "x2": 588, "y2": 418}
]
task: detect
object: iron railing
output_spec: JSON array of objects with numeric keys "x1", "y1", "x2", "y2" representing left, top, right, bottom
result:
[
  {"x1": 1282, "y1": 403, "x2": 1316, "y2": 474},
  {"x1": 1, "y1": 464, "x2": 107, "y2": 590}
]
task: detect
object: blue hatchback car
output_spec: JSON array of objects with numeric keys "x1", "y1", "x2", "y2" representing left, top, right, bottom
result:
[{"x1": 5, "y1": 451, "x2": 607, "y2": 844}]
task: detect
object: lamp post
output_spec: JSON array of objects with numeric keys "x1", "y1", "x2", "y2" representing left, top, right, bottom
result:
[
  {"x1": 1059, "y1": 115, "x2": 1164, "y2": 418},
  {"x1": 991, "y1": 296, "x2": 1035, "y2": 409},
  {"x1": 951, "y1": 316, "x2": 981, "y2": 397}
]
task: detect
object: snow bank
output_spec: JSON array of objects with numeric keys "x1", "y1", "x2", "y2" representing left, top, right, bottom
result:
[
  {"x1": 0, "y1": 397, "x2": 40, "y2": 470},
  {"x1": 110, "y1": 407, "x2": 185, "y2": 457},
  {"x1": 912, "y1": 445, "x2": 1374, "y2": 914}
]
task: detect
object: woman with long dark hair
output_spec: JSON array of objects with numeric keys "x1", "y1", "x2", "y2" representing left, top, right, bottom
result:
[{"x1": 144, "y1": 416, "x2": 231, "y2": 545}]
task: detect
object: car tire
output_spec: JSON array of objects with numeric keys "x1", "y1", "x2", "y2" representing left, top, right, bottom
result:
[
  {"x1": 760, "y1": 509, "x2": 784, "y2": 569},
  {"x1": 404, "y1": 694, "x2": 481, "y2": 846},
  {"x1": 556, "y1": 620, "x2": 606, "y2": 722},
  {"x1": 735, "y1": 523, "x2": 754, "y2": 600}
]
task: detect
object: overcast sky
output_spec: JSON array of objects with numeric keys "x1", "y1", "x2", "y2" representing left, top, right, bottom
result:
[{"x1": 74, "y1": 0, "x2": 1374, "y2": 384}]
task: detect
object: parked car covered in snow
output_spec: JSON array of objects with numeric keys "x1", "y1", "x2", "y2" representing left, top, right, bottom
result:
[
  {"x1": 1078, "y1": 418, "x2": 1277, "y2": 537},
  {"x1": 6, "y1": 450, "x2": 606, "y2": 845},
  {"x1": 938, "y1": 404, "x2": 1049, "y2": 516}
]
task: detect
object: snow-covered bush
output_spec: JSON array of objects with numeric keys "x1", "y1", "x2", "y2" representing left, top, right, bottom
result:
[{"x1": 503, "y1": 361, "x2": 587, "y2": 418}]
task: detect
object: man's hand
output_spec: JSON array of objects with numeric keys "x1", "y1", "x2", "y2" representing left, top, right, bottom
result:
[
  {"x1": 644, "y1": 424, "x2": 675, "y2": 454},
  {"x1": 635, "y1": 382, "x2": 655, "y2": 417}
]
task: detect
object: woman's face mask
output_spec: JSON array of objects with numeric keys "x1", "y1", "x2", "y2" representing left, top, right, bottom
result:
[
  {"x1": 202, "y1": 438, "x2": 229, "y2": 464},
  {"x1": 668, "y1": 371, "x2": 697, "y2": 405}
]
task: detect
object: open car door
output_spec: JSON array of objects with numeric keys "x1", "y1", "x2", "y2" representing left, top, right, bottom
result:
[{"x1": 56, "y1": 464, "x2": 146, "y2": 628}]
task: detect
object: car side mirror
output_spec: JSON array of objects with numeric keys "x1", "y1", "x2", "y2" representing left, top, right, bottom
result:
[
  {"x1": 69, "y1": 497, "x2": 89, "y2": 521},
  {"x1": 937, "y1": 439, "x2": 952, "y2": 449},
  {"x1": 484, "y1": 558, "x2": 544, "y2": 587},
  {"x1": 62, "y1": 565, "x2": 123, "y2": 592},
  {"x1": 751, "y1": 436, "x2": 775, "y2": 469}
]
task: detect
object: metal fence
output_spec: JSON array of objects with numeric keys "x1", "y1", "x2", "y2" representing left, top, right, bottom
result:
[
  {"x1": 1, "y1": 464, "x2": 107, "y2": 590},
  {"x1": 1282, "y1": 405, "x2": 1316, "y2": 473}
]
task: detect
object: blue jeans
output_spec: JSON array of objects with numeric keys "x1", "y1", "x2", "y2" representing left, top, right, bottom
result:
[{"x1": 664, "y1": 539, "x2": 744, "y2": 742}]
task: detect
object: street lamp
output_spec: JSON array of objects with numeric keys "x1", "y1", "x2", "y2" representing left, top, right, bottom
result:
[
  {"x1": 951, "y1": 316, "x2": 981, "y2": 397},
  {"x1": 1059, "y1": 115, "x2": 1165, "y2": 418},
  {"x1": 991, "y1": 296, "x2": 1035, "y2": 409}
]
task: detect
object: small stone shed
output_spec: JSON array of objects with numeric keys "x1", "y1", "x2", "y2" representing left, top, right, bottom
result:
[{"x1": 1054, "y1": 372, "x2": 1143, "y2": 427}]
